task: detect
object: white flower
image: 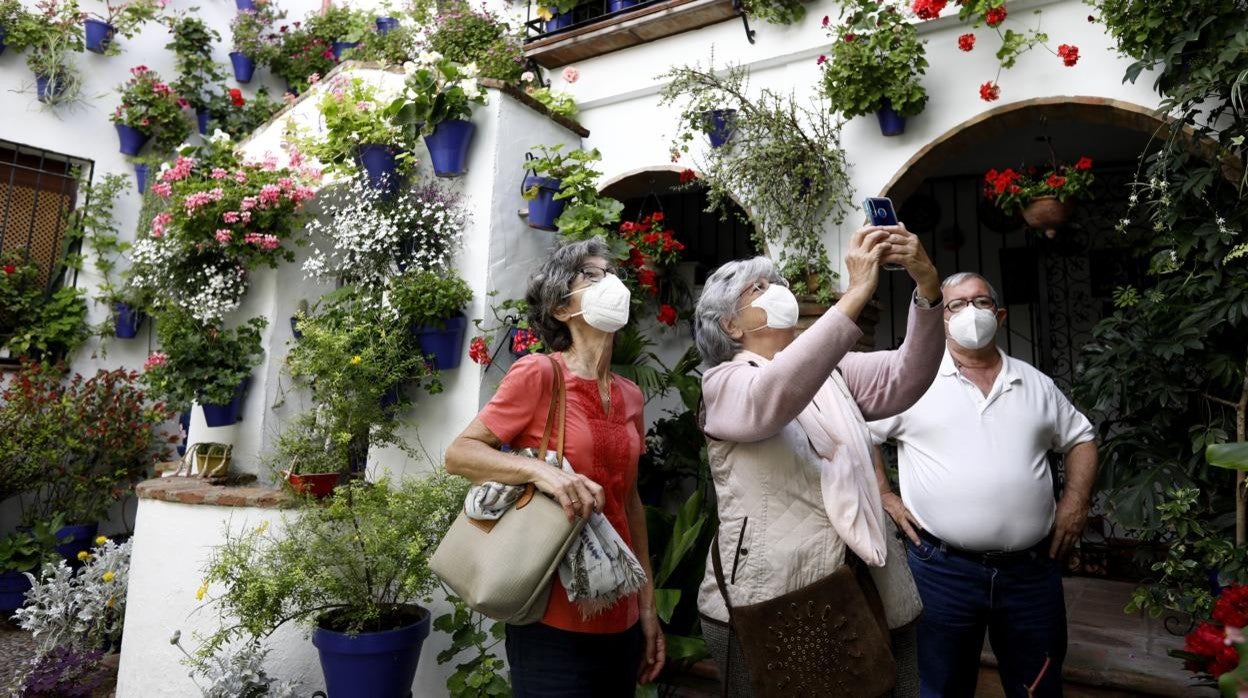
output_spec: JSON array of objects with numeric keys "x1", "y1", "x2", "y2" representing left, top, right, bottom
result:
[
  {"x1": 1217, "y1": 216, "x2": 1227, "y2": 226},
  {"x1": 460, "y1": 78, "x2": 481, "y2": 100},
  {"x1": 402, "y1": 61, "x2": 418, "y2": 74},
  {"x1": 209, "y1": 129, "x2": 232, "y2": 144},
  {"x1": 1128, "y1": 194, "x2": 1137, "y2": 204},
  {"x1": 463, "y1": 62, "x2": 480, "y2": 78},
  {"x1": 521, "y1": 71, "x2": 535, "y2": 83},
  {"x1": 418, "y1": 50, "x2": 442, "y2": 66}
]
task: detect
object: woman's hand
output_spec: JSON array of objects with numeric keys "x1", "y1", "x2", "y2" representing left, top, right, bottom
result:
[
  {"x1": 878, "y1": 224, "x2": 940, "y2": 300},
  {"x1": 844, "y1": 225, "x2": 894, "y2": 298},
  {"x1": 531, "y1": 463, "x2": 604, "y2": 522},
  {"x1": 637, "y1": 606, "x2": 666, "y2": 684}
]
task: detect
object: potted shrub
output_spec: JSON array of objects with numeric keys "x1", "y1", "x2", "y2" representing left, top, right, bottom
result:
[
  {"x1": 166, "y1": 14, "x2": 228, "y2": 136},
  {"x1": 110, "y1": 66, "x2": 192, "y2": 156},
  {"x1": 351, "y1": 15, "x2": 415, "y2": 67},
  {"x1": 143, "y1": 315, "x2": 266, "y2": 427},
  {"x1": 426, "y1": 3, "x2": 526, "y2": 82},
  {"x1": 779, "y1": 242, "x2": 841, "y2": 332},
  {"x1": 198, "y1": 475, "x2": 467, "y2": 697},
  {"x1": 390, "y1": 54, "x2": 488, "y2": 177},
  {"x1": 4, "y1": 0, "x2": 86, "y2": 106},
  {"x1": 819, "y1": 0, "x2": 929, "y2": 136},
  {"x1": 391, "y1": 270, "x2": 474, "y2": 371},
  {"x1": 229, "y1": 8, "x2": 278, "y2": 83},
  {"x1": 269, "y1": 22, "x2": 336, "y2": 95},
  {"x1": 0, "y1": 520, "x2": 62, "y2": 614},
  {"x1": 307, "y1": 5, "x2": 371, "y2": 61},
  {"x1": 14, "y1": 536, "x2": 132, "y2": 657},
  {"x1": 0, "y1": 254, "x2": 90, "y2": 361},
  {"x1": 521, "y1": 144, "x2": 601, "y2": 231},
  {"x1": 267, "y1": 412, "x2": 347, "y2": 498},
  {"x1": 983, "y1": 156, "x2": 1095, "y2": 237},
  {"x1": 83, "y1": 0, "x2": 162, "y2": 55},
  {"x1": 304, "y1": 76, "x2": 407, "y2": 189},
  {"x1": 0, "y1": 0, "x2": 26, "y2": 55}
]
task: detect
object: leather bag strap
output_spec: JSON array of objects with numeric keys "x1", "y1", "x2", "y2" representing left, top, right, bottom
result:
[{"x1": 550, "y1": 354, "x2": 567, "y2": 466}]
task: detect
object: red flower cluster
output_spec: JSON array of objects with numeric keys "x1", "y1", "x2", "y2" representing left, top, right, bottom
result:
[
  {"x1": 1057, "y1": 44, "x2": 1079, "y2": 67},
  {"x1": 1184, "y1": 621, "x2": 1239, "y2": 677},
  {"x1": 1045, "y1": 174, "x2": 1066, "y2": 189},
  {"x1": 512, "y1": 328, "x2": 540, "y2": 354},
  {"x1": 657, "y1": 304, "x2": 678, "y2": 327},
  {"x1": 468, "y1": 336, "x2": 491, "y2": 366},
  {"x1": 843, "y1": 33, "x2": 856, "y2": 42},
  {"x1": 984, "y1": 168, "x2": 1022, "y2": 196},
  {"x1": 985, "y1": 6, "x2": 1007, "y2": 26},
  {"x1": 912, "y1": 0, "x2": 947, "y2": 20},
  {"x1": 2, "y1": 264, "x2": 14, "y2": 274},
  {"x1": 1074, "y1": 156, "x2": 1093, "y2": 171},
  {"x1": 979, "y1": 81, "x2": 1000, "y2": 102},
  {"x1": 958, "y1": 33, "x2": 975, "y2": 52},
  {"x1": 620, "y1": 212, "x2": 686, "y2": 273},
  {"x1": 1216, "y1": 585, "x2": 1248, "y2": 628},
  {"x1": 679, "y1": 169, "x2": 697, "y2": 184},
  {"x1": 229, "y1": 88, "x2": 245, "y2": 107},
  {"x1": 816, "y1": 54, "x2": 827, "y2": 66}
]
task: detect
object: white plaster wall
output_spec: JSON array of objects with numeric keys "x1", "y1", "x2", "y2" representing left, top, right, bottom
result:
[{"x1": 116, "y1": 497, "x2": 462, "y2": 697}]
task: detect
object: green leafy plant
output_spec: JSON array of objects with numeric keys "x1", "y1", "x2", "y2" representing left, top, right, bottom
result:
[
  {"x1": 307, "y1": 4, "x2": 372, "y2": 45},
  {"x1": 142, "y1": 314, "x2": 266, "y2": 409},
  {"x1": 523, "y1": 145, "x2": 625, "y2": 247},
  {"x1": 778, "y1": 247, "x2": 840, "y2": 305},
  {"x1": 166, "y1": 14, "x2": 227, "y2": 112},
  {"x1": 740, "y1": 0, "x2": 805, "y2": 25},
  {"x1": 265, "y1": 411, "x2": 351, "y2": 477},
  {"x1": 302, "y1": 75, "x2": 406, "y2": 175},
  {"x1": 0, "y1": 516, "x2": 63, "y2": 574},
  {"x1": 110, "y1": 66, "x2": 193, "y2": 153},
  {"x1": 5, "y1": 0, "x2": 86, "y2": 106},
  {"x1": 426, "y1": 2, "x2": 525, "y2": 82},
  {"x1": 390, "y1": 54, "x2": 487, "y2": 139},
  {"x1": 388, "y1": 269, "x2": 473, "y2": 329},
  {"x1": 434, "y1": 593, "x2": 510, "y2": 697},
  {"x1": 353, "y1": 18, "x2": 417, "y2": 66},
  {"x1": 819, "y1": 0, "x2": 928, "y2": 119},
  {"x1": 230, "y1": 7, "x2": 279, "y2": 63},
  {"x1": 527, "y1": 86, "x2": 578, "y2": 121},
  {"x1": 84, "y1": 0, "x2": 163, "y2": 54},
  {"x1": 269, "y1": 23, "x2": 336, "y2": 94},
  {"x1": 204, "y1": 86, "x2": 283, "y2": 141}
]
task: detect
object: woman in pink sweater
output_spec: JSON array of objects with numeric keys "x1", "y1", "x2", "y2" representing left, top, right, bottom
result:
[{"x1": 692, "y1": 224, "x2": 945, "y2": 697}]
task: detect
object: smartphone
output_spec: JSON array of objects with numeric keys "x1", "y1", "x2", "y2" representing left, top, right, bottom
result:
[{"x1": 863, "y1": 197, "x2": 905, "y2": 271}]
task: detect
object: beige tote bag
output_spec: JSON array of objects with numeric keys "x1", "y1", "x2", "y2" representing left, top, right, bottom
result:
[{"x1": 431, "y1": 355, "x2": 586, "y2": 625}]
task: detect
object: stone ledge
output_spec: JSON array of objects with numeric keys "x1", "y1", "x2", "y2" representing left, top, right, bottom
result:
[{"x1": 135, "y1": 476, "x2": 294, "y2": 509}]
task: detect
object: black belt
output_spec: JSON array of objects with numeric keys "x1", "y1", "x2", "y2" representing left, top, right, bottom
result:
[{"x1": 916, "y1": 528, "x2": 1050, "y2": 567}]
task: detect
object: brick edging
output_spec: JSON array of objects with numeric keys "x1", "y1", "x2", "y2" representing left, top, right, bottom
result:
[{"x1": 135, "y1": 476, "x2": 294, "y2": 509}]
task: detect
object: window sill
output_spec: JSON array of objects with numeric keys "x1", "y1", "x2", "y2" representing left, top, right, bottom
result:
[{"x1": 524, "y1": 0, "x2": 742, "y2": 69}]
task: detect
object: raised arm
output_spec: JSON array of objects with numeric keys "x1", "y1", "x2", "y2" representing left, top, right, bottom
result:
[{"x1": 838, "y1": 298, "x2": 945, "y2": 421}]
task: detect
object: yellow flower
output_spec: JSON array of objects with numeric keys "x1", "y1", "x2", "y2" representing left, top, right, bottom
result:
[
  {"x1": 77, "y1": 551, "x2": 90, "y2": 561},
  {"x1": 350, "y1": 355, "x2": 363, "y2": 365},
  {"x1": 95, "y1": 536, "x2": 108, "y2": 546},
  {"x1": 106, "y1": 597, "x2": 115, "y2": 608},
  {"x1": 196, "y1": 583, "x2": 208, "y2": 601},
  {"x1": 102, "y1": 571, "x2": 115, "y2": 583},
  {"x1": 536, "y1": 5, "x2": 553, "y2": 20}
]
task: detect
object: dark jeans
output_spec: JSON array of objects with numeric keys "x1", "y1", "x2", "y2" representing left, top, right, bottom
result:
[
  {"x1": 505, "y1": 621, "x2": 642, "y2": 697},
  {"x1": 907, "y1": 536, "x2": 1066, "y2": 698}
]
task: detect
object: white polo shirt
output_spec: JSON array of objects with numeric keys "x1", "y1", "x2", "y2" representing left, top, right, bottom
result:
[{"x1": 867, "y1": 349, "x2": 1095, "y2": 552}]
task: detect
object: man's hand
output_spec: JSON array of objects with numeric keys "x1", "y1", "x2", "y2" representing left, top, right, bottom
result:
[
  {"x1": 1049, "y1": 496, "x2": 1089, "y2": 560},
  {"x1": 881, "y1": 492, "x2": 922, "y2": 545}
]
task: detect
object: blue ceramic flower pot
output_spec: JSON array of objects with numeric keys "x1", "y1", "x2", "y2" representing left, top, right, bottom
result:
[
  {"x1": 423, "y1": 120, "x2": 475, "y2": 177},
  {"x1": 0, "y1": 571, "x2": 32, "y2": 613},
  {"x1": 84, "y1": 19, "x2": 115, "y2": 54},
  {"x1": 356, "y1": 144, "x2": 399, "y2": 192},
  {"x1": 0, "y1": 27, "x2": 7, "y2": 56},
  {"x1": 35, "y1": 74, "x2": 66, "y2": 103},
  {"x1": 375, "y1": 16, "x2": 399, "y2": 35},
  {"x1": 229, "y1": 52, "x2": 255, "y2": 83},
  {"x1": 608, "y1": 0, "x2": 639, "y2": 11},
  {"x1": 312, "y1": 606, "x2": 431, "y2": 698},
  {"x1": 196, "y1": 109, "x2": 211, "y2": 135},
  {"x1": 331, "y1": 41, "x2": 358, "y2": 62},
  {"x1": 290, "y1": 315, "x2": 302, "y2": 340},
  {"x1": 524, "y1": 175, "x2": 564, "y2": 231},
  {"x1": 412, "y1": 313, "x2": 467, "y2": 371},
  {"x1": 55, "y1": 522, "x2": 99, "y2": 566},
  {"x1": 133, "y1": 162, "x2": 149, "y2": 194},
  {"x1": 235, "y1": 0, "x2": 256, "y2": 10},
  {"x1": 705, "y1": 109, "x2": 736, "y2": 148},
  {"x1": 545, "y1": 8, "x2": 573, "y2": 32},
  {"x1": 115, "y1": 123, "x2": 149, "y2": 156},
  {"x1": 201, "y1": 377, "x2": 250, "y2": 427},
  {"x1": 113, "y1": 301, "x2": 145, "y2": 339},
  {"x1": 875, "y1": 98, "x2": 906, "y2": 137}
]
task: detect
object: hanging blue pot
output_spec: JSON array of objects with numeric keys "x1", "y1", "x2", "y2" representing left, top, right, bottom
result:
[
  {"x1": 379, "y1": 384, "x2": 402, "y2": 409},
  {"x1": 196, "y1": 109, "x2": 211, "y2": 135},
  {"x1": 332, "y1": 41, "x2": 358, "y2": 62},
  {"x1": 423, "y1": 120, "x2": 475, "y2": 177},
  {"x1": 312, "y1": 606, "x2": 431, "y2": 698},
  {"x1": 545, "y1": 8, "x2": 573, "y2": 32},
  {"x1": 175, "y1": 409, "x2": 191, "y2": 457},
  {"x1": 229, "y1": 52, "x2": 255, "y2": 83},
  {"x1": 115, "y1": 123, "x2": 149, "y2": 156},
  {"x1": 285, "y1": 81, "x2": 299, "y2": 97},
  {"x1": 875, "y1": 98, "x2": 906, "y2": 137},
  {"x1": 290, "y1": 315, "x2": 302, "y2": 340},
  {"x1": 235, "y1": 0, "x2": 256, "y2": 10},
  {"x1": 113, "y1": 301, "x2": 145, "y2": 339},
  {"x1": 375, "y1": 16, "x2": 399, "y2": 34},
  {"x1": 35, "y1": 74, "x2": 66, "y2": 103},
  {"x1": 201, "y1": 376, "x2": 250, "y2": 427},
  {"x1": 0, "y1": 26, "x2": 8, "y2": 56},
  {"x1": 355, "y1": 144, "x2": 399, "y2": 191},
  {"x1": 0, "y1": 571, "x2": 32, "y2": 613},
  {"x1": 524, "y1": 175, "x2": 564, "y2": 231},
  {"x1": 84, "y1": 19, "x2": 115, "y2": 54},
  {"x1": 508, "y1": 326, "x2": 541, "y2": 359},
  {"x1": 133, "y1": 162, "x2": 149, "y2": 194},
  {"x1": 55, "y1": 522, "x2": 99, "y2": 566},
  {"x1": 412, "y1": 313, "x2": 467, "y2": 371},
  {"x1": 608, "y1": 0, "x2": 639, "y2": 11},
  {"x1": 704, "y1": 109, "x2": 736, "y2": 148}
]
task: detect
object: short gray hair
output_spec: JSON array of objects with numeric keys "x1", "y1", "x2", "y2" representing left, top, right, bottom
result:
[
  {"x1": 695, "y1": 257, "x2": 787, "y2": 367},
  {"x1": 525, "y1": 237, "x2": 612, "y2": 352},
  {"x1": 941, "y1": 272, "x2": 1002, "y2": 307}
]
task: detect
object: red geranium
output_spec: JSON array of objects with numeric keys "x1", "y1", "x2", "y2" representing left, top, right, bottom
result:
[
  {"x1": 1074, "y1": 156, "x2": 1093, "y2": 171},
  {"x1": 1215, "y1": 585, "x2": 1248, "y2": 628},
  {"x1": 229, "y1": 88, "x2": 245, "y2": 107},
  {"x1": 657, "y1": 304, "x2": 677, "y2": 327},
  {"x1": 982, "y1": 157, "x2": 1095, "y2": 215},
  {"x1": 2, "y1": 264, "x2": 14, "y2": 274},
  {"x1": 985, "y1": 6, "x2": 1006, "y2": 26},
  {"x1": 979, "y1": 81, "x2": 1000, "y2": 102},
  {"x1": 912, "y1": 0, "x2": 947, "y2": 20},
  {"x1": 1183, "y1": 621, "x2": 1241, "y2": 678},
  {"x1": 1057, "y1": 44, "x2": 1079, "y2": 67},
  {"x1": 1046, "y1": 174, "x2": 1066, "y2": 189},
  {"x1": 958, "y1": 33, "x2": 975, "y2": 51},
  {"x1": 679, "y1": 168, "x2": 697, "y2": 184},
  {"x1": 637, "y1": 269, "x2": 658, "y2": 295},
  {"x1": 511, "y1": 328, "x2": 541, "y2": 355},
  {"x1": 619, "y1": 213, "x2": 685, "y2": 269},
  {"x1": 468, "y1": 336, "x2": 491, "y2": 366}
]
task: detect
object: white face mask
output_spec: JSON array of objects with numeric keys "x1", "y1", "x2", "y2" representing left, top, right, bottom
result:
[
  {"x1": 567, "y1": 273, "x2": 631, "y2": 333},
  {"x1": 739, "y1": 283, "x2": 798, "y2": 332},
  {"x1": 947, "y1": 307, "x2": 999, "y2": 349}
]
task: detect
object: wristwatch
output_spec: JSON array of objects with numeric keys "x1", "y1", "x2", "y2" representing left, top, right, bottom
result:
[{"x1": 913, "y1": 289, "x2": 942, "y2": 309}]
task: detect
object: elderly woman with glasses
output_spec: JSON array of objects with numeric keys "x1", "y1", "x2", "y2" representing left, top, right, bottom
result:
[
  {"x1": 693, "y1": 225, "x2": 946, "y2": 696},
  {"x1": 445, "y1": 238, "x2": 664, "y2": 697}
]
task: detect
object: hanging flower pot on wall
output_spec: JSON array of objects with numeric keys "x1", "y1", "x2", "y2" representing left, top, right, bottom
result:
[
  {"x1": 0, "y1": 27, "x2": 8, "y2": 56},
  {"x1": 875, "y1": 97, "x2": 906, "y2": 137},
  {"x1": 229, "y1": 52, "x2": 255, "y2": 83},
  {"x1": 545, "y1": 8, "x2": 574, "y2": 32},
  {"x1": 375, "y1": 16, "x2": 399, "y2": 34},
  {"x1": 196, "y1": 109, "x2": 211, "y2": 136},
  {"x1": 703, "y1": 109, "x2": 736, "y2": 148},
  {"x1": 35, "y1": 74, "x2": 66, "y2": 103},
  {"x1": 412, "y1": 313, "x2": 468, "y2": 371},
  {"x1": 115, "y1": 124, "x2": 149, "y2": 156},
  {"x1": 312, "y1": 605, "x2": 432, "y2": 698},
  {"x1": 200, "y1": 376, "x2": 250, "y2": 427},
  {"x1": 331, "y1": 41, "x2": 358, "y2": 62},
  {"x1": 523, "y1": 175, "x2": 564, "y2": 231},
  {"x1": 235, "y1": 0, "x2": 257, "y2": 10},
  {"x1": 508, "y1": 327, "x2": 541, "y2": 359},
  {"x1": 424, "y1": 120, "x2": 475, "y2": 177},
  {"x1": 355, "y1": 144, "x2": 399, "y2": 192},
  {"x1": 83, "y1": 19, "x2": 115, "y2": 54},
  {"x1": 113, "y1": 301, "x2": 145, "y2": 339},
  {"x1": 133, "y1": 162, "x2": 149, "y2": 194},
  {"x1": 1021, "y1": 196, "x2": 1074, "y2": 239}
]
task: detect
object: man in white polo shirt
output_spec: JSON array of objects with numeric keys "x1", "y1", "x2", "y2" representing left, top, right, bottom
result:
[{"x1": 868, "y1": 272, "x2": 1098, "y2": 698}]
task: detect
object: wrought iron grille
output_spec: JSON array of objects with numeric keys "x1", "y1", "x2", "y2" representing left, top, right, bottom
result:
[
  {"x1": 523, "y1": 0, "x2": 665, "y2": 41},
  {"x1": 0, "y1": 138, "x2": 92, "y2": 294}
]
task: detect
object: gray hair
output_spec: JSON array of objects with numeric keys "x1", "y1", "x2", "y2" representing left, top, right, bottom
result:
[
  {"x1": 941, "y1": 272, "x2": 1002, "y2": 307},
  {"x1": 525, "y1": 237, "x2": 613, "y2": 352},
  {"x1": 694, "y1": 257, "x2": 787, "y2": 367}
]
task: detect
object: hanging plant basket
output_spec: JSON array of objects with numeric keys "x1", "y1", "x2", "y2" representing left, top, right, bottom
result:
[
  {"x1": 115, "y1": 123, "x2": 149, "y2": 156},
  {"x1": 113, "y1": 301, "x2": 145, "y2": 339},
  {"x1": 412, "y1": 313, "x2": 468, "y2": 371},
  {"x1": 524, "y1": 175, "x2": 564, "y2": 231},
  {"x1": 83, "y1": 19, "x2": 115, "y2": 54},
  {"x1": 229, "y1": 52, "x2": 255, "y2": 83},
  {"x1": 424, "y1": 120, "x2": 476, "y2": 177},
  {"x1": 703, "y1": 109, "x2": 736, "y2": 148},
  {"x1": 875, "y1": 98, "x2": 906, "y2": 137},
  {"x1": 312, "y1": 605, "x2": 432, "y2": 698},
  {"x1": 35, "y1": 74, "x2": 66, "y2": 104},
  {"x1": 355, "y1": 144, "x2": 400, "y2": 192},
  {"x1": 1021, "y1": 196, "x2": 1075, "y2": 238},
  {"x1": 133, "y1": 162, "x2": 149, "y2": 193}
]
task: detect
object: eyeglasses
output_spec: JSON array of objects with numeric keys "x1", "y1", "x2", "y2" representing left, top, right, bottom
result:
[
  {"x1": 735, "y1": 279, "x2": 771, "y2": 312},
  {"x1": 946, "y1": 296, "x2": 997, "y2": 313},
  {"x1": 577, "y1": 265, "x2": 628, "y2": 282}
]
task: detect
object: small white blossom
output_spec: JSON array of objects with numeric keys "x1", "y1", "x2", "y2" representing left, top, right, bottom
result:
[{"x1": 209, "y1": 129, "x2": 232, "y2": 144}]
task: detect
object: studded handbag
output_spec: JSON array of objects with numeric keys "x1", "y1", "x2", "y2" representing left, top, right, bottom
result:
[{"x1": 710, "y1": 534, "x2": 896, "y2": 697}]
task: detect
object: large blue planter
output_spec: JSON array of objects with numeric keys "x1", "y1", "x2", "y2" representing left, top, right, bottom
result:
[
  {"x1": 84, "y1": 19, "x2": 115, "y2": 54},
  {"x1": 413, "y1": 313, "x2": 467, "y2": 371},
  {"x1": 115, "y1": 123, "x2": 149, "y2": 156},
  {"x1": 229, "y1": 52, "x2": 255, "y2": 83},
  {"x1": 196, "y1": 109, "x2": 211, "y2": 135},
  {"x1": 423, "y1": 120, "x2": 475, "y2": 178},
  {"x1": 608, "y1": 0, "x2": 639, "y2": 11},
  {"x1": 332, "y1": 41, "x2": 358, "y2": 62},
  {"x1": 875, "y1": 98, "x2": 906, "y2": 137},
  {"x1": 545, "y1": 8, "x2": 573, "y2": 32},
  {"x1": 201, "y1": 377, "x2": 250, "y2": 427},
  {"x1": 312, "y1": 606, "x2": 431, "y2": 698},
  {"x1": 356, "y1": 144, "x2": 399, "y2": 192},
  {"x1": 704, "y1": 109, "x2": 736, "y2": 148},
  {"x1": 235, "y1": 0, "x2": 256, "y2": 10},
  {"x1": 133, "y1": 162, "x2": 149, "y2": 194},
  {"x1": 55, "y1": 523, "x2": 99, "y2": 566},
  {"x1": 113, "y1": 302, "x2": 145, "y2": 339},
  {"x1": 35, "y1": 74, "x2": 66, "y2": 103},
  {"x1": 524, "y1": 175, "x2": 564, "y2": 231},
  {"x1": 375, "y1": 16, "x2": 399, "y2": 34},
  {"x1": 0, "y1": 571, "x2": 32, "y2": 613}
]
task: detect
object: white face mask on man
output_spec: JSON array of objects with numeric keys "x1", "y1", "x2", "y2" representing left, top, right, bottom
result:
[
  {"x1": 946, "y1": 306, "x2": 999, "y2": 349},
  {"x1": 566, "y1": 273, "x2": 632, "y2": 333},
  {"x1": 738, "y1": 283, "x2": 799, "y2": 332}
]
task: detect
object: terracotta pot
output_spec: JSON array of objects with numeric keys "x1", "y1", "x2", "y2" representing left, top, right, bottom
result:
[
  {"x1": 286, "y1": 471, "x2": 340, "y2": 498},
  {"x1": 1022, "y1": 196, "x2": 1074, "y2": 238}
]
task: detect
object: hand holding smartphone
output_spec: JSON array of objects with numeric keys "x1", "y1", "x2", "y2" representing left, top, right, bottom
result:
[{"x1": 863, "y1": 197, "x2": 905, "y2": 271}]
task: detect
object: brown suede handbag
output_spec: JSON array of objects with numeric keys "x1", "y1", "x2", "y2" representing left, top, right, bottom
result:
[{"x1": 710, "y1": 534, "x2": 896, "y2": 697}]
